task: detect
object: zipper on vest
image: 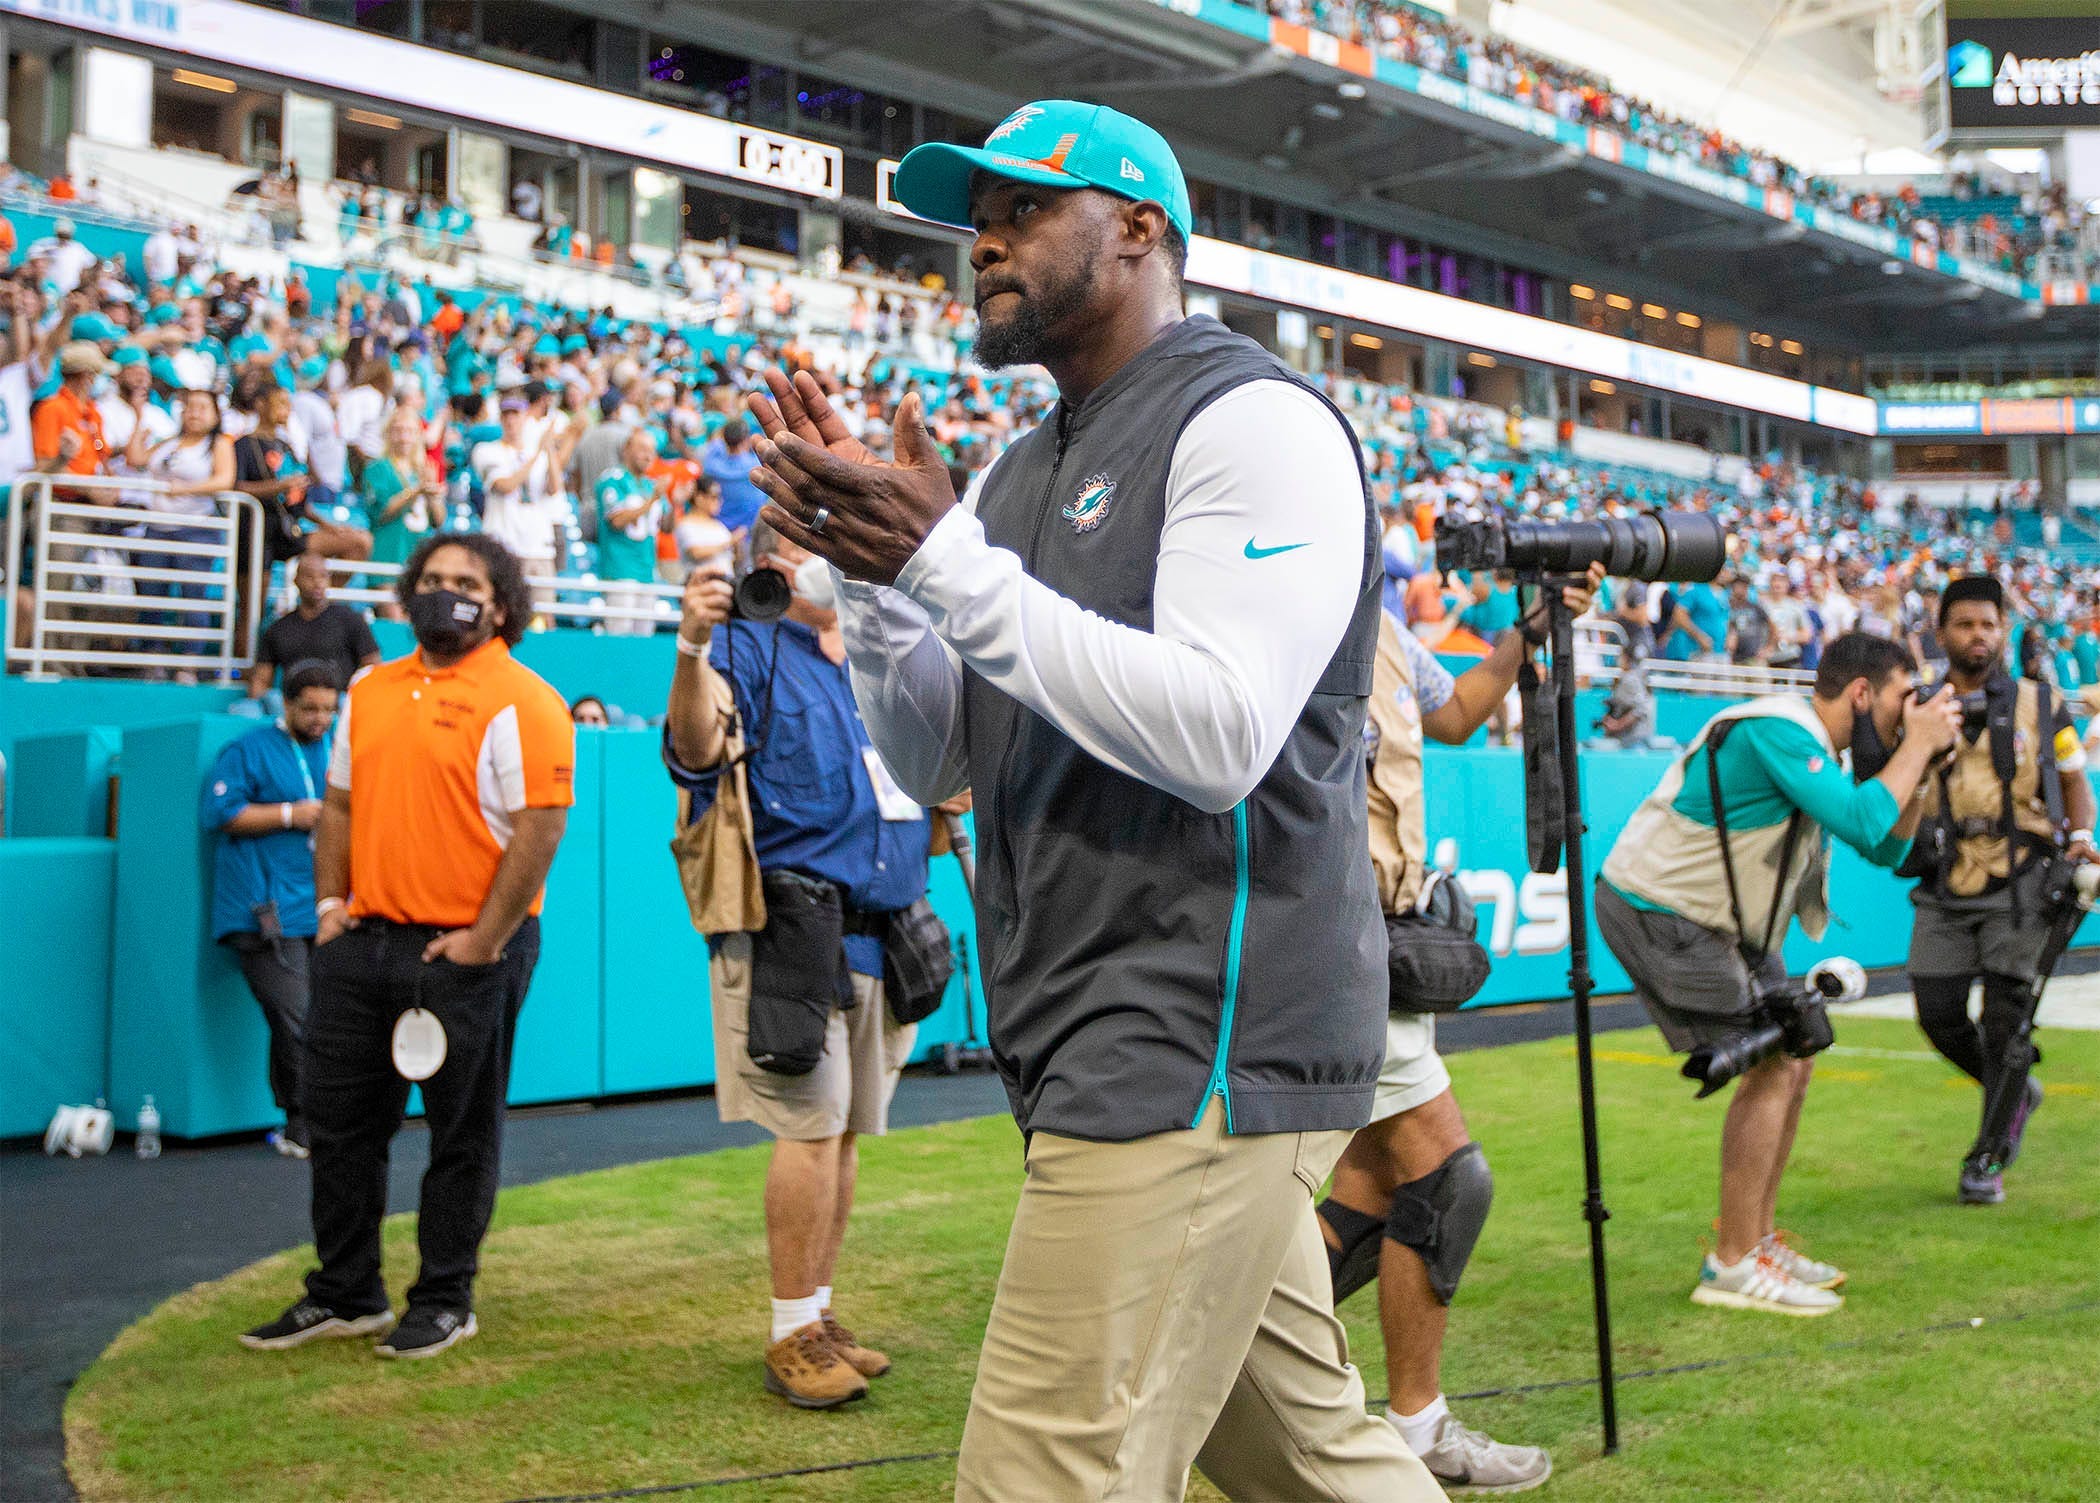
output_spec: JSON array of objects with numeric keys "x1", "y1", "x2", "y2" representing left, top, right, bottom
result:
[
  {"x1": 1194, "y1": 800, "x2": 1251, "y2": 1133},
  {"x1": 989, "y1": 410, "x2": 1073, "y2": 868}
]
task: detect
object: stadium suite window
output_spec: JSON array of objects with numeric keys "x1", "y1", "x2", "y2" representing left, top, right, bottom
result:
[{"x1": 480, "y1": 0, "x2": 594, "y2": 78}]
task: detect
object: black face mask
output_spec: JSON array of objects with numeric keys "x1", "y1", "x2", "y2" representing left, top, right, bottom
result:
[
  {"x1": 407, "y1": 588, "x2": 487, "y2": 656},
  {"x1": 1849, "y1": 699, "x2": 1895, "y2": 782}
]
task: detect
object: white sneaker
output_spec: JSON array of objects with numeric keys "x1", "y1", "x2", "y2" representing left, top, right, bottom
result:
[
  {"x1": 1412, "y1": 1412, "x2": 1552, "y2": 1494},
  {"x1": 1691, "y1": 1249, "x2": 1843, "y2": 1316},
  {"x1": 1760, "y1": 1230, "x2": 1844, "y2": 1290}
]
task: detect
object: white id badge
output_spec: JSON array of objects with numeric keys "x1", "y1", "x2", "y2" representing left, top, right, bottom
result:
[
  {"x1": 391, "y1": 1008, "x2": 448, "y2": 1081},
  {"x1": 862, "y1": 747, "x2": 922, "y2": 822}
]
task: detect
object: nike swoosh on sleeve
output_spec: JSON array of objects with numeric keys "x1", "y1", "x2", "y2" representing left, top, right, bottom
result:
[{"x1": 1244, "y1": 539, "x2": 1310, "y2": 559}]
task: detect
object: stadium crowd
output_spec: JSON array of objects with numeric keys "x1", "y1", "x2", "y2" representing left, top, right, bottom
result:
[
  {"x1": 1262, "y1": 0, "x2": 2099, "y2": 284},
  {"x1": 5, "y1": 214, "x2": 2097, "y2": 711}
]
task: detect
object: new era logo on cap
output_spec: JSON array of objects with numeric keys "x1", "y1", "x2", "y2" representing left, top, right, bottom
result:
[{"x1": 1120, "y1": 157, "x2": 1145, "y2": 182}]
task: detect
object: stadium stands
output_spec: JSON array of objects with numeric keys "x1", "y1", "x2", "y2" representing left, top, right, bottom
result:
[{"x1": 1255, "y1": 0, "x2": 2100, "y2": 286}]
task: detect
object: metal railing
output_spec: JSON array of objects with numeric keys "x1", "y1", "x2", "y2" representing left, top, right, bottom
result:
[
  {"x1": 1572, "y1": 616, "x2": 1815, "y2": 697},
  {"x1": 321, "y1": 556, "x2": 682, "y2": 632},
  {"x1": 5, "y1": 475, "x2": 264, "y2": 681}
]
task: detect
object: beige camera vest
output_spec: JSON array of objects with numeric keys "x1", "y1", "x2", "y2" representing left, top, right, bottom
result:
[
  {"x1": 1366, "y1": 612, "x2": 1429, "y2": 916},
  {"x1": 1920, "y1": 678, "x2": 2057, "y2": 897},
  {"x1": 1602, "y1": 696, "x2": 1834, "y2": 946}
]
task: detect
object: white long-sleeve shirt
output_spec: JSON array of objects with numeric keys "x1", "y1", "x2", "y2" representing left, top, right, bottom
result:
[{"x1": 835, "y1": 378, "x2": 1366, "y2": 815}]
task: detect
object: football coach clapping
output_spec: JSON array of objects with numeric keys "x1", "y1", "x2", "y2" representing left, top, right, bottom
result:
[{"x1": 744, "y1": 101, "x2": 1440, "y2": 1502}]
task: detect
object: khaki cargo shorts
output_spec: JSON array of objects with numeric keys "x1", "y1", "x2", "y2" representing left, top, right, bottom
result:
[{"x1": 708, "y1": 933, "x2": 916, "y2": 1141}]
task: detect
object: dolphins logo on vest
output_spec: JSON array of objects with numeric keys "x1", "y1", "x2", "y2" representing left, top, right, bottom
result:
[{"x1": 1065, "y1": 474, "x2": 1116, "y2": 533}]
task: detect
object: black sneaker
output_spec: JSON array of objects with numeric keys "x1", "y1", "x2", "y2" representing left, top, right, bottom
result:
[
  {"x1": 239, "y1": 1297, "x2": 395, "y2": 1350},
  {"x1": 374, "y1": 1306, "x2": 477, "y2": 1360}
]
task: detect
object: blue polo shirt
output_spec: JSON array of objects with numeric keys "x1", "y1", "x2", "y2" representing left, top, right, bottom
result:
[
  {"x1": 663, "y1": 617, "x2": 931, "y2": 976},
  {"x1": 199, "y1": 722, "x2": 331, "y2": 941}
]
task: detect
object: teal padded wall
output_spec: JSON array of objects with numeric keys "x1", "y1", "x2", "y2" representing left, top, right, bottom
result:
[
  {"x1": 107, "y1": 716, "x2": 261, "y2": 1136},
  {"x1": 0, "y1": 839, "x2": 115, "y2": 1137},
  {"x1": 6, "y1": 726, "x2": 120, "y2": 837},
  {"x1": 507, "y1": 729, "x2": 606, "y2": 1105},
  {"x1": 598, "y1": 728, "x2": 719, "y2": 1093},
  {"x1": 0, "y1": 678, "x2": 239, "y2": 768}
]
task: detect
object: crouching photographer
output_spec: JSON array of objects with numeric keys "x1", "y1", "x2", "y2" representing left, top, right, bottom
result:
[
  {"x1": 1595, "y1": 633, "x2": 1962, "y2": 1316},
  {"x1": 664, "y1": 518, "x2": 957, "y2": 1412}
]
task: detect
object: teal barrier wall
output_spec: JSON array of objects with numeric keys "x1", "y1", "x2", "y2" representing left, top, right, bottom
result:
[
  {"x1": 1441, "y1": 744, "x2": 2100, "y2": 1008},
  {"x1": 71, "y1": 715, "x2": 984, "y2": 1137},
  {"x1": 10, "y1": 696, "x2": 2097, "y2": 1137},
  {"x1": 509, "y1": 729, "x2": 605, "y2": 1105},
  {"x1": 107, "y1": 716, "x2": 262, "y2": 1136},
  {"x1": 370, "y1": 623, "x2": 676, "y2": 722},
  {"x1": 0, "y1": 678, "x2": 239, "y2": 768},
  {"x1": 0, "y1": 838, "x2": 114, "y2": 1137},
  {"x1": 5, "y1": 725, "x2": 118, "y2": 836},
  {"x1": 7, "y1": 210, "x2": 149, "y2": 273}
]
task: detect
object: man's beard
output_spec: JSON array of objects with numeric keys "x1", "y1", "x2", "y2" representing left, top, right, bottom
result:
[{"x1": 973, "y1": 248, "x2": 1101, "y2": 370}]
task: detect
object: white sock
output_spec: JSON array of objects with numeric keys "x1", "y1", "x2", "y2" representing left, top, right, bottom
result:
[
  {"x1": 770, "y1": 1294, "x2": 822, "y2": 1343},
  {"x1": 1388, "y1": 1395, "x2": 1449, "y2": 1457},
  {"x1": 815, "y1": 1284, "x2": 833, "y2": 1314}
]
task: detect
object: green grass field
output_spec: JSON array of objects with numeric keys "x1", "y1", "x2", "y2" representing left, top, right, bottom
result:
[{"x1": 66, "y1": 1017, "x2": 2099, "y2": 1503}]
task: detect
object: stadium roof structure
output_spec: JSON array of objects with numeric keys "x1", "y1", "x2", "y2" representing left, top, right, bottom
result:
[{"x1": 665, "y1": 0, "x2": 2097, "y2": 362}]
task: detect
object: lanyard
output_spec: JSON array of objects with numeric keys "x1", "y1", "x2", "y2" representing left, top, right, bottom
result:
[{"x1": 279, "y1": 723, "x2": 319, "y2": 803}]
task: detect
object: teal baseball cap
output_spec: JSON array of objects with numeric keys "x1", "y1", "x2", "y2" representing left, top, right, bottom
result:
[
  {"x1": 895, "y1": 99, "x2": 1191, "y2": 240},
  {"x1": 145, "y1": 303, "x2": 181, "y2": 327},
  {"x1": 71, "y1": 311, "x2": 121, "y2": 343}
]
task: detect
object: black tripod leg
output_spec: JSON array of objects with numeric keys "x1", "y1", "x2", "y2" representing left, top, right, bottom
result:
[
  {"x1": 1968, "y1": 911, "x2": 2077, "y2": 1174},
  {"x1": 1966, "y1": 1021, "x2": 2038, "y2": 1175}
]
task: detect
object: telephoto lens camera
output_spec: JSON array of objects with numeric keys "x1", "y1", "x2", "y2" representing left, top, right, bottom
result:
[
  {"x1": 1435, "y1": 506, "x2": 1726, "y2": 583},
  {"x1": 705, "y1": 541, "x2": 792, "y2": 624},
  {"x1": 1956, "y1": 690, "x2": 1990, "y2": 741},
  {"x1": 730, "y1": 563, "x2": 792, "y2": 622},
  {"x1": 1682, "y1": 956, "x2": 1864, "y2": 1099}
]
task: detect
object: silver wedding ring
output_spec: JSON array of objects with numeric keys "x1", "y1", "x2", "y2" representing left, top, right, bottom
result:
[{"x1": 810, "y1": 505, "x2": 831, "y2": 534}]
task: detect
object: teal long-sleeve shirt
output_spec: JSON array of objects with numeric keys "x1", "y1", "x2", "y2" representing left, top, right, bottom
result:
[
  {"x1": 1613, "y1": 713, "x2": 1912, "y2": 920},
  {"x1": 1663, "y1": 714, "x2": 1913, "y2": 870}
]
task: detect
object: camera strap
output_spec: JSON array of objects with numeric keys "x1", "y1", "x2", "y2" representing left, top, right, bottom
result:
[
  {"x1": 721, "y1": 620, "x2": 785, "y2": 771},
  {"x1": 1704, "y1": 718, "x2": 1805, "y2": 964}
]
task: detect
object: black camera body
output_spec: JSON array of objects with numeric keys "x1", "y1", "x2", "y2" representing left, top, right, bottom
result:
[
  {"x1": 1681, "y1": 960, "x2": 1852, "y2": 1099},
  {"x1": 1435, "y1": 507, "x2": 1726, "y2": 584},
  {"x1": 730, "y1": 564, "x2": 791, "y2": 623},
  {"x1": 1957, "y1": 690, "x2": 1991, "y2": 742}
]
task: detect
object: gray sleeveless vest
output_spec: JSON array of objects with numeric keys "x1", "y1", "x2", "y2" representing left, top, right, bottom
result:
[{"x1": 963, "y1": 315, "x2": 1386, "y2": 1140}]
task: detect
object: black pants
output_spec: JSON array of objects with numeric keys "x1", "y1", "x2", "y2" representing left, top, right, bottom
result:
[
  {"x1": 228, "y1": 933, "x2": 311, "y2": 1136},
  {"x1": 302, "y1": 917, "x2": 538, "y2": 1316},
  {"x1": 1912, "y1": 972, "x2": 2029, "y2": 1088}
]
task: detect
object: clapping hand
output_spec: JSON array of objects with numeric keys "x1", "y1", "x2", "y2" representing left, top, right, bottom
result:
[{"x1": 745, "y1": 370, "x2": 956, "y2": 587}]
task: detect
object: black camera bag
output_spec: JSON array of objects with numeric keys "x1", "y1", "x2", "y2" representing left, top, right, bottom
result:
[
  {"x1": 1387, "y1": 872, "x2": 1492, "y2": 1014},
  {"x1": 745, "y1": 870, "x2": 853, "y2": 1076}
]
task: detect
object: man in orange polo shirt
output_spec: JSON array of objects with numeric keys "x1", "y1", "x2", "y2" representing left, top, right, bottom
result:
[
  {"x1": 240, "y1": 532, "x2": 573, "y2": 1361},
  {"x1": 32, "y1": 340, "x2": 111, "y2": 483}
]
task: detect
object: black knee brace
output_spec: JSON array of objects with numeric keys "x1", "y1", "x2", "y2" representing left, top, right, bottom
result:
[
  {"x1": 1317, "y1": 1198, "x2": 1385, "y2": 1306},
  {"x1": 1385, "y1": 1142, "x2": 1493, "y2": 1305}
]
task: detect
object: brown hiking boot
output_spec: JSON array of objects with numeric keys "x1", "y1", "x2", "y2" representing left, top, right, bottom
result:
[
  {"x1": 821, "y1": 1310, "x2": 892, "y2": 1378},
  {"x1": 763, "y1": 1321, "x2": 868, "y2": 1409}
]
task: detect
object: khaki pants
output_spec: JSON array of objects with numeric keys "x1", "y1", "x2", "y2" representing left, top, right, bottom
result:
[{"x1": 956, "y1": 1109, "x2": 1442, "y2": 1503}]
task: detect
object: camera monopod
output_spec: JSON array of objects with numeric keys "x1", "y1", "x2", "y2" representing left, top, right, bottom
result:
[
  {"x1": 1968, "y1": 862, "x2": 2098, "y2": 1176},
  {"x1": 1438, "y1": 506, "x2": 1724, "y2": 1458},
  {"x1": 1513, "y1": 577, "x2": 1623, "y2": 1455}
]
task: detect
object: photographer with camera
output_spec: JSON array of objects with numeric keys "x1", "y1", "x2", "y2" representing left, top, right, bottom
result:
[
  {"x1": 1316, "y1": 564, "x2": 1598, "y2": 1494},
  {"x1": 663, "y1": 521, "x2": 954, "y2": 1412},
  {"x1": 1904, "y1": 576, "x2": 2095, "y2": 1205},
  {"x1": 1597, "y1": 633, "x2": 1961, "y2": 1314}
]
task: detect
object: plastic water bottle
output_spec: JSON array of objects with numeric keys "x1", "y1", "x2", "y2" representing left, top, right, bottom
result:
[{"x1": 136, "y1": 1096, "x2": 161, "y2": 1161}]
